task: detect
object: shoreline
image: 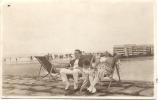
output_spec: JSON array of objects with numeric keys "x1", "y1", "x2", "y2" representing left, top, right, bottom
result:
[
  {"x1": 3, "y1": 56, "x2": 154, "y2": 65},
  {"x1": 120, "y1": 56, "x2": 153, "y2": 61},
  {"x1": 3, "y1": 56, "x2": 154, "y2": 82}
]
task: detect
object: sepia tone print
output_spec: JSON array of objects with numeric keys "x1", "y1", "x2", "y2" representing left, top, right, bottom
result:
[{"x1": 1, "y1": 0, "x2": 154, "y2": 98}]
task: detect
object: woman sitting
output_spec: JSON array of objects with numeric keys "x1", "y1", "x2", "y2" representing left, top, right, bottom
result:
[
  {"x1": 80, "y1": 52, "x2": 120, "y2": 93},
  {"x1": 96, "y1": 51, "x2": 120, "y2": 81}
]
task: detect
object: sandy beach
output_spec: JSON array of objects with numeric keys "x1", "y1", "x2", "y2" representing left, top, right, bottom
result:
[
  {"x1": 3, "y1": 75, "x2": 153, "y2": 96},
  {"x1": 2, "y1": 57, "x2": 154, "y2": 97}
]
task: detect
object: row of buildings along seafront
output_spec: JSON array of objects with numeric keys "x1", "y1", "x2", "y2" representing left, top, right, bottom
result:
[{"x1": 113, "y1": 44, "x2": 154, "y2": 57}]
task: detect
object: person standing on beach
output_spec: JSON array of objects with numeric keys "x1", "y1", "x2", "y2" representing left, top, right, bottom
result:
[{"x1": 60, "y1": 49, "x2": 84, "y2": 90}]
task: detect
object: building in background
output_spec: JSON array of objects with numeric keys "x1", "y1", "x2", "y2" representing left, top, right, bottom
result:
[{"x1": 113, "y1": 44, "x2": 153, "y2": 57}]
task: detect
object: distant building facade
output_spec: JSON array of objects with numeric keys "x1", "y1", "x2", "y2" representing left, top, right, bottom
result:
[{"x1": 113, "y1": 44, "x2": 154, "y2": 57}]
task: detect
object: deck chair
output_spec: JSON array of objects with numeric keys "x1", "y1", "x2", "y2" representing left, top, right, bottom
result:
[
  {"x1": 80, "y1": 54, "x2": 121, "y2": 91},
  {"x1": 99, "y1": 54, "x2": 121, "y2": 89},
  {"x1": 35, "y1": 56, "x2": 59, "y2": 80}
]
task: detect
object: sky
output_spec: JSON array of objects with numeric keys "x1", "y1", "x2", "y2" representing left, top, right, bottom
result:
[{"x1": 1, "y1": 0, "x2": 154, "y2": 57}]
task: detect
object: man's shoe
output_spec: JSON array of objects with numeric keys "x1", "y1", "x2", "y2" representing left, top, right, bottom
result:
[
  {"x1": 91, "y1": 87, "x2": 96, "y2": 93},
  {"x1": 87, "y1": 86, "x2": 92, "y2": 92},
  {"x1": 65, "y1": 83, "x2": 70, "y2": 90},
  {"x1": 74, "y1": 83, "x2": 78, "y2": 90}
]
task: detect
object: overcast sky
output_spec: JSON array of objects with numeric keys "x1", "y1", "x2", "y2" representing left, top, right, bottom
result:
[{"x1": 2, "y1": 0, "x2": 154, "y2": 57}]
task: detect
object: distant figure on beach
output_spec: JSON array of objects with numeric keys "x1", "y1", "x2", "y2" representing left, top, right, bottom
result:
[
  {"x1": 30, "y1": 56, "x2": 33, "y2": 61},
  {"x1": 16, "y1": 58, "x2": 18, "y2": 62},
  {"x1": 4, "y1": 58, "x2": 6, "y2": 62},
  {"x1": 60, "y1": 49, "x2": 84, "y2": 90},
  {"x1": 59, "y1": 55, "x2": 63, "y2": 59}
]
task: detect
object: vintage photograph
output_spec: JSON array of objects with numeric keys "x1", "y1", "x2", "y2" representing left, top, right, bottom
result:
[{"x1": 1, "y1": 0, "x2": 155, "y2": 98}]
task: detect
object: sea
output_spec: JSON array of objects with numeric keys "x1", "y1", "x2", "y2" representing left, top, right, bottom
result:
[{"x1": 3, "y1": 56, "x2": 154, "y2": 82}]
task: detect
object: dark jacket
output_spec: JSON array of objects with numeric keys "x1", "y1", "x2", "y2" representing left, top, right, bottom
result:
[{"x1": 66, "y1": 55, "x2": 95, "y2": 68}]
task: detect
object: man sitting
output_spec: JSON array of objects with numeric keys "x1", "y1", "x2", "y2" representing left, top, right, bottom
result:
[{"x1": 60, "y1": 49, "x2": 83, "y2": 90}]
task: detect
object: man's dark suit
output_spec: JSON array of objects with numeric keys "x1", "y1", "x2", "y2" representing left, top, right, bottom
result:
[{"x1": 66, "y1": 54, "x2": 95, "y2": 68}]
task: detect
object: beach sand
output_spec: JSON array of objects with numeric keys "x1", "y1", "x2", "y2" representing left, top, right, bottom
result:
[
  {"x1": 2, "y1": 57, "x2": 154, "y2": 97},
  {"x1": 2, "y1": 75, "x2": 153, "y2": 96}
]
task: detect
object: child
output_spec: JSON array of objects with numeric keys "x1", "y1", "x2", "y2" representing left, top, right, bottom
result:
[{"x1": 80, "y1": 60, "x2": 98, "y2": 93}]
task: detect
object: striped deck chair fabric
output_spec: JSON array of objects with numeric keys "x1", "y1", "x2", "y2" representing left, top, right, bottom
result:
[{"x1": 35, "y1": 56, "x2": 59, "y2": 80}]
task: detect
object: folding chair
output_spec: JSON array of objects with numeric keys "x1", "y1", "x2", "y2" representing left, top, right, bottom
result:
[
  {"x1": 35, "y1": 56, "x2": 59, "y2": 80},
  {"x1": 101, "y1": 55, "x2": 121, "y2": 89},
  {"x1": 79, "y1": 54, "x2": 121, "y2": 91}
]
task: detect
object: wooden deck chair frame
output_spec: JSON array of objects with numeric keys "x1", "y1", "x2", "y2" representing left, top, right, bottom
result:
[
  {"x1": 35, "y1": 56, "x2": 58, "y2": 80},
  {"x1": 80, "y1": 55, "x2": 121, "y2": 90},
  {"x1": 107, "y1": 66, "x2": 120, "y2": 88},
  {"x1": 106, "y1": 57, "x2": 121, "y2": 89}
]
